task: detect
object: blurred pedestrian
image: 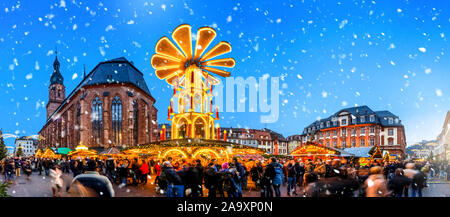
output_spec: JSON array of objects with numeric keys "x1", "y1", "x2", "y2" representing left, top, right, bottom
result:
[{"x1": 365, "y1": 166, "x2": 391, "y2": 197}]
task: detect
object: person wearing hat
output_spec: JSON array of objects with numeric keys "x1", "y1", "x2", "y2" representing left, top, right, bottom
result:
[{"x1": 68, "y1": 159, "x2": 115, "y2": 197}]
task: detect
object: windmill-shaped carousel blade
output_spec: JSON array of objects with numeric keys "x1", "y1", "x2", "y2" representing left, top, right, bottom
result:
[{"x1": 151, "y1": 24, "x2": 235, "y2": 140}]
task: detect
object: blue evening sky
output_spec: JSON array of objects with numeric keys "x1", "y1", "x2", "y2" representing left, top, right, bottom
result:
[{"x1": 0, "y1": 0, "x2": 449, "y2": 149}]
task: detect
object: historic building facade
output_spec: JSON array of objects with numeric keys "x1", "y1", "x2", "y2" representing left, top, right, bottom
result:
[
  {"x1": 297, "y1": 105, "x2": 406, "y2": 157},
  {"x1": 218, "y1": 127, "x2": 287, "y2": 155},
  {"x1": 14, "y1": 136, "x2": 39, "y2": 156},
  {"x1": 435, "y1": 111, "x2": 450, "y2": 162},
  {"x1": 39, "y1": 55, "x2": 158, "y2": 149}
]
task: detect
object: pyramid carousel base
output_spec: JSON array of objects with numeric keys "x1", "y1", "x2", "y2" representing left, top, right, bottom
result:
[{"x1": 122, "y1": 139, "x2": 265, "y2": 165}]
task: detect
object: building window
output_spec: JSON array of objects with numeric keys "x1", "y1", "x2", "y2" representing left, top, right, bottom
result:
[
  {"x1": 326, "y1": 131, "x2": 330, "y2": 137},
  {"x1": 361, "y1": 116, "x2": 365, "y2": 123},
  {"x1": 133, "y1": 99, "x2": 139, "y2": 145},
  {"x1": 333, "y1": 130, "x2": 337, "y2": 136},
  {"x1": 111, "y1": 96, "x2": 122, "y2": 145},
  {"x1": 320, "y1": 122, "x2": 324, "y2": 128},
  {"x1": 326, "y1": 121, "x2": 330, "y2": 127},
  {"x1": 370, "y1": 115, "x2": 375, "y2": 122},
  {"x1": 370, "y1": 138, "x2": 375, "y2": 146},
  {"x1": 388, "y1": 139, "x2": 394, "y2": 145},
  {"x1": 341, "y1": 119, "x2": 347, "y2": 125},
  {"x1": 352, "y1": 140, "x2": 356, "y2": 147},
  {"x1": 92, "y1": 97, "x2": 103, "y2": 146},
  {"x1": 352, "y1": 128, "x2": 356, "y2": 135},
  {"x1": 341, "y1": 140, "x2": 346, "y2": 148},
  {"x1": 360, "y1": 139, "x2": 365, "y2": 146},
  {"x1": 341, "y1": 129, "x2": 347, "y2": 136},
  {"x1": 388, "y1": 117, "x2": 393, "y2": 124},
  {"x1": 75, "y1": 103, "x2": 81, "y2": 146},
  {"x1": 333, "y1": 141, "x2": 337, "y2": 148},
  {"x1": 360, "y1": 127, "x2": 365, "y2": 134},
  {"x1": 388, "y1": 129, "x2": 394, "y2": 136},
  {"x1": 370, "y1": 126, "x2": 375, "y2": 133},
  {"x1": 333, "y1": 120, "x2": 337, "y2": 126},
  {"x1": 326, "y1": 141, "x2": 330, "y2": 147},
  {"x1": 352, "y1": 117, "x2": 356, "y2": 124}
]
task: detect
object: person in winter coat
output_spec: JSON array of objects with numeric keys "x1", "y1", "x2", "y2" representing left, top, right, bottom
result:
[
  {"x1": 365, "y1": 166, "x2": 391, "y2": 197},
  {"x1": 411, "y1": 170, "x2": 425, "y2": 197},
  {"x1": 204, "y1": 162, "x2": 219, "y2": 197},
  {"x1": 182, "y1": 163, "x2": 202, "y2": 197},
  {"x1": 388, "y1": 168, "x2": 411, "y2": 197},
  {"x1": 314, "y1": 159, "x2": 326, "y2": 179},
  {"x1": 139, "y1": 159, "x2": 149, "y2": 184},
  {"x1": 164, "y1": 162, "x2": 184, "y2": 197},
  {"x1": 23, "y1": 160, "x2": 32, "y2": 180},
  {"x1": 50, "y1": 165, "x2": 63, "y2": 197},
  {"x1": 4, "y1": 159, "x2": 15, "y2": 184},
  {"x1": 303, "y1": 161, "x2": 317, "y2": 187},
  {"x1": 105, "y1": 157, "x2": 116, "y2": 183},
  {"x1": 269, "y1": 158, "x2": 283, "y2": 197},
  {"x1": 294, "y1": 161, "x2": 305, "y2": 187},
  {"x1": 286, "y1": 163, "x2": 297, "y2": 196},
  {"x1": 194, "y1": 159, "x2": 204, "y2": 196}
]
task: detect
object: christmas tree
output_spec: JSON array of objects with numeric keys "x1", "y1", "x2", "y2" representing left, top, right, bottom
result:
[
  {"x1": 15, "y1": 144, "x2": 24, "y2": 157},
  {"x1": 0, "y1": 130, "x2": 8, "y2": 160}
]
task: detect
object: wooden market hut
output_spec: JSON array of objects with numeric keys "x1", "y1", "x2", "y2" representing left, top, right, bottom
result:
[
  {"x1": 343, "y1": 146, "x2": 384, "y2": 166},
  {"x1": 290, "y1": 142, "x2": 352, "y2": 162},
  {"x1": 41, "y1": 148, "x2": 61, "y2": 159},
  {"x1": 34, "y1": 149, "x2": 43, "y2": 158},
  {"x1": 68, "y1": 145, "x2": 98, "y2": 158}
]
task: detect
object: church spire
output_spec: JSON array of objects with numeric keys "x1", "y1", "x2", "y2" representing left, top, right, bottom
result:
[{"x1": 50, "y1": 47, "x2": 64, "y2": 85}]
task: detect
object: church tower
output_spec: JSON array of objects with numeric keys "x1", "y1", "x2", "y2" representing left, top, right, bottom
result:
[{"x1": 46, "y1": 50, "x2": 65, "y2": 119}]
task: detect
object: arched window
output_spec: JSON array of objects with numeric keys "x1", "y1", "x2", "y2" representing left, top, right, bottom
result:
[
  {"x1": 133, "y1": 99, "x2": 139, "y2": 145},
  {"x1": 92, "y1": 97, "x2": 103, "y2": 146},
  {"x1": 111, "y1": 96, "x2": 122, "y2": 145},
  {"x1": 75, "y1": 103, "x2": 81, "y2": 146}
]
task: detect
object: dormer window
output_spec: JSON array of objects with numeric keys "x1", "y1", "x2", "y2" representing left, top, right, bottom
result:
[
  {"x1": 370, "y1": 115, "x2": 375, "y2": 122},
  {"x1": 361, "y1": 116, "x2": 365, "y2": 123},
  {"x1": 326, "y1": 121, "x2": 330, "y2": 127},
  {"x1": 388, "y1": 118, "x2": 393, "y2": 124},
  {"x1": 341, "y1": 119, "x2": 347, "y2": 125}
]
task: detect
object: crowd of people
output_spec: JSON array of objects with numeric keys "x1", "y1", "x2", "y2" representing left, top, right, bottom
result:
[{"x1": 1, "y1": 155, "x2": 449, "y2": 197}]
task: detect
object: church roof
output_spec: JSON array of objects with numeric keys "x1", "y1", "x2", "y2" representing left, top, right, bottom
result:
[{"x1": 79, "y1": 57, "x2": 151, "y2": 95}]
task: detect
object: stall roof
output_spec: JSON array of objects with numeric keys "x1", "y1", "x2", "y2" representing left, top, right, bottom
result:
[{"x1": 343, "y1": 147, "x2": 372, "y2": 158}]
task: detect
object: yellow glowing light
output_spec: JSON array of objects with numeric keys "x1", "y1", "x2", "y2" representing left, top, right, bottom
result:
[
  {"x1": 192, "y1": 148, "x2": 221, "y2": 159},
  {"x1": 162, "y1": 148, "x2": 188, "y2": 159}
]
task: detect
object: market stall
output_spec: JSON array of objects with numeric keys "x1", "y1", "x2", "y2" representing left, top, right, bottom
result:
[
  {"x1": 343, "y1": 147, "x2": 373, "y2": 166},
  {"x1": 41, "y1": 148, "x2": 61, "y2": 159},
  {"x1": 34, "y1": 149, "x2": 43, "y2": 158},
  {"x1": 290, "y1": 142, "x2": 350, "y2": 162},
  {"x1": 68, "y1": 145, "x2": 98, "y2": 159},
  {"x1": 121, "y1": 139, "x2": 265, "y2": 165}
]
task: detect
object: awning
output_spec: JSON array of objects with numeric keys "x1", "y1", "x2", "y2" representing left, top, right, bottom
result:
[
  {"x1": 51, "y1": 147, "x2": 72, "y2": 155},
  {"x1": 99, "y1": 147, "x2": 121, "y2": 155},
  {"x1": 343, "y1": 147, "x2": 372, "y2": 158}
]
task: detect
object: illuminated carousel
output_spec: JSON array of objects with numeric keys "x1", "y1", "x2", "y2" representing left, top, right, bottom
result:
[{"x1": 124, "y1": 24, "x2": 264, "y2": 163}]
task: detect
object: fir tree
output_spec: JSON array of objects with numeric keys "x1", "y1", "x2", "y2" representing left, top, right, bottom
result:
[
  {"x1": 15, "y1": 144, "x2": 24, "y2": 157},
  {"x1": 0, "y1": 133, "x2": 8, "y2": 160}
]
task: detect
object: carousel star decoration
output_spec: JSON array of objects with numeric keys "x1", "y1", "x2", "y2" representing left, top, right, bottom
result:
[{"x1": 150, "y1": 24, "x2": 236, "y2": 140}]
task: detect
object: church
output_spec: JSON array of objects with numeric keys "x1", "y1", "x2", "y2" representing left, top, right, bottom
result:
[{"x1": 38, "y1": 52, "x2": 158, "y2": 149}]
